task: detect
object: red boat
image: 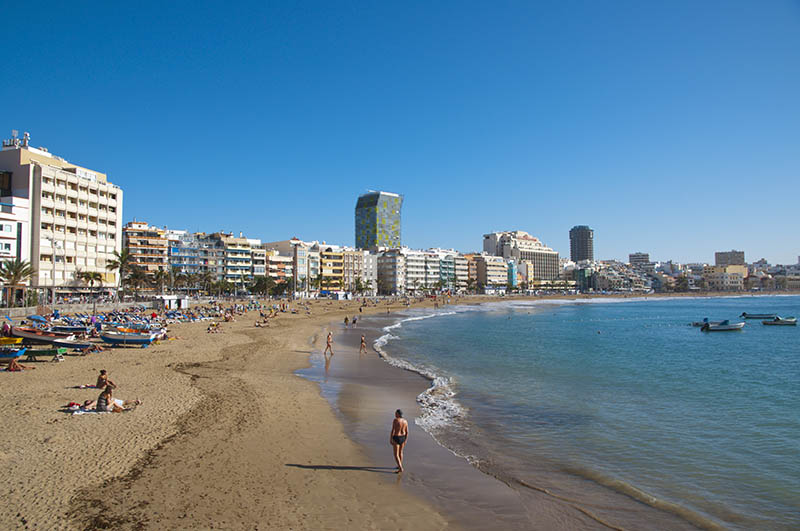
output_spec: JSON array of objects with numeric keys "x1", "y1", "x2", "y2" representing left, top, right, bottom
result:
[{"x1": 11, "y1": 326, "x2": 76, "y2": 343}]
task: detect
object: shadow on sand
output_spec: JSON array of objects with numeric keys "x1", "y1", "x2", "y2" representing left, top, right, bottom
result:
[{"x1": 285, "y1": 463, "x2": 396, "y2": 474}]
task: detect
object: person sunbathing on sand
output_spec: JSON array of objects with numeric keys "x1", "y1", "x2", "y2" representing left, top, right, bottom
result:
[
  {"x1": 96, "y1": 385, "x2": 140, "y2": 412},
  {"x1": 96, "y1": 369, "x2": 116, "y2": 389},
  {"x1": 5, "y1": 359, "x2": 34, "y2": 371}
]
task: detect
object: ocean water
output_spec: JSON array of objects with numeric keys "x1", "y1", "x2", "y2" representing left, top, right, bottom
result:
[{"x1": 374, "y1": 296, "x2": 800, "y2": 530}]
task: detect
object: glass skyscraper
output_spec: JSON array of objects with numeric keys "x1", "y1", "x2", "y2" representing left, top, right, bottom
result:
[{"x1": 355, "y1": 191, "x2": 403, "y2": 249}]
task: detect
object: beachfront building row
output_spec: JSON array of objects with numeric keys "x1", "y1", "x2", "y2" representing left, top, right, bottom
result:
[
  {"x1": 0, "y1": 131, "x2": 124, "y2": 303},
  {"x1": 375, "y1": 247, "x2": 472, "y2": 295},
  {"x1": 483, "y1": 231, "x2": 560, "y2": 281}
]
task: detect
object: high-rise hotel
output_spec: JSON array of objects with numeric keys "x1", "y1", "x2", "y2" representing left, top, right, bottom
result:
[
  {"x1": 0, "y1": 131, "x2": 123, "y2": 299},
  {"x1": 355, "y1": 190, "x2": 403, "y2": 250},
  {"x1": 569, "y1": 225, "x2": 594, "y2": 262}
]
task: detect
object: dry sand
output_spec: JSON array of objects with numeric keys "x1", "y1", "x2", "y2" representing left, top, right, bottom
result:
[{"x1": 0, "y1": 298, "x2": 451, "y2": 530}]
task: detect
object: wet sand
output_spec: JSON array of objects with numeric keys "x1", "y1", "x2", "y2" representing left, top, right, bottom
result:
[{"x1": 302, "y1": 311, "x2": 704, "y2": 530}]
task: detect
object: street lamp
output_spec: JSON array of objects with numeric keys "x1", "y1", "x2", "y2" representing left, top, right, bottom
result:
[{"x1": 48, "y1": 238, "x2": 62, "y2": 307}]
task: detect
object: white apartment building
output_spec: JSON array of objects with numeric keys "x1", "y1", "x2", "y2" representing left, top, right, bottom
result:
[
  {"x1": 483, "y1": 230, "x2": 559, "y2": 280},
  {"x1": 0, "y1": 195, "x2": 29, "y2": 263},
  {"x1": 377, "y1": 248, "x2": 406, "y2": 295},
  {"x1": 475, "y1": 254, "x2": 509, "y2": 293},
  {"x1": 0, "y1": 132, "x2": 123, "y2": 298}
]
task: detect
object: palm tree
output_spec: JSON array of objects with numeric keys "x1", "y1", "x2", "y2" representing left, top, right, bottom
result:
[
  {"x1": 197, "y1": 271, "x2": 215, "y2": 295},
  {"x1": 126, "y1": 266, "x2": 149, "y2": 297},
  {"x1": 0, "y1": 259, "x2": 36, "y2": 308},
  {"x1": 78, "y1": 270, "x2": 104, "y2": 316},
  {"x1": 106, "y1": 248, "x2": 132, "y2": 299},
  {"x1": 251, "y1": 276, "x2": 276, "y2": 297},
  {"x1": 466, "y1": 278, "x2": 476, "y2": 294},
  {"x1": 153, "y1": 269, "x2": 170, "y2": 295}
]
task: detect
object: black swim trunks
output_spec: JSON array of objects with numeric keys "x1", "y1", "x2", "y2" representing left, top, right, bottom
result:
[{"x1": 392, "y1": 435, "x2": 407, "y2": 445}]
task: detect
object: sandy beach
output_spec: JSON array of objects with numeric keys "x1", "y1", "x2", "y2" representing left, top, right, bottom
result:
[
  {"x1": 0, "y1": 291, "x2": 793, "y2": 529},
  {"x1": 0, "y1": 298, "x2": 452, "y2": 530}
]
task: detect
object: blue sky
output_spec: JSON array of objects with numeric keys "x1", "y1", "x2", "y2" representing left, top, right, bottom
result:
[{"x1": 2, "y1": 1, "x2": 799, "y2": 264}]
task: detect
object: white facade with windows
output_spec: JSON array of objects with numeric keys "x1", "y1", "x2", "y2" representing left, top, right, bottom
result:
[{"x1": 0, "y1": 132, "x2": 123, "y2": 296}]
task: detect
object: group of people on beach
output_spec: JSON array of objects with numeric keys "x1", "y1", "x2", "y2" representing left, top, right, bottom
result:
[{"x1": 70, "y1": 369, "x2": 140, "y2": 413}]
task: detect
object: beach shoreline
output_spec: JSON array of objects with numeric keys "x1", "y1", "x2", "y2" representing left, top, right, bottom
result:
[
  {"x1": 302, "y1": 303, "x2": 714, "y2": 530},
  {"x1": 0, "y1": 291, "x2": 795, "y2": 529}
]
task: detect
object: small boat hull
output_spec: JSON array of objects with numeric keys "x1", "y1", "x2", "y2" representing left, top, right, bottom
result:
[
  {"x1": 0, "y1": 337, "x2": 23, "y2": 345},
  {"x1": 740, "y1": 313, "x2": 777, "y2": 319},
  {"x1": 762, "y1": 317, "x2": 797, "y2": 326},
  {"x1": 701, "y1": 320, "x2": 745, "y2": 332},
  {"x1": 0, "y1": 347, "x2": 26, "y2": 358},
  {"x1": 50, "y1": 325, "x2": 92, "y2": 335},
  {"x1": 11, "y1": 326, "x2": 75, "y2": 343},
  {"x1": 100, "y1": 331, "x2": 157, "y2": 346}
]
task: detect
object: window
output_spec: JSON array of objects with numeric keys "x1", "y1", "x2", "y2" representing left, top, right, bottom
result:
[
  {"x1": 56, "y1": 194, "x2": 66, "y2": 202},
  {"x1": 0, "y1": 171, "x2": 12, "y2": 197},
  {"x1": 1, "y1": 242, "x2": 11, "y2": 251}
]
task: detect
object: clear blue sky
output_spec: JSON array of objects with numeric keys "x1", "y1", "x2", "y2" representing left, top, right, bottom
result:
[{"x1": 3, "y1": 1, "x2": 799, "y2": 264}]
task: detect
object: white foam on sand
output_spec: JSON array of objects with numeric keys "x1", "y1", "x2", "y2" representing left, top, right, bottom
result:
[{"x1": 373, "y1": 311, "x2": 465, "y2": 433}]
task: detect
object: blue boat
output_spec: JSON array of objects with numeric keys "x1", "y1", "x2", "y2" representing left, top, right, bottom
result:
[
  {"x1": 99, "y1": 331, "x2": 158, "y2": 346},
  {"x1": 0, "y1": 347, "x2": 27, "y2": 358}
]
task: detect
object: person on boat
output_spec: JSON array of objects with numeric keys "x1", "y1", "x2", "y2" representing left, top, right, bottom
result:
[{"x1": 390, "y1": 409, "x2": 408, "y2": 473}]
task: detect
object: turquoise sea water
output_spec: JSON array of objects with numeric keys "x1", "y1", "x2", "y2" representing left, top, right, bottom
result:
[{"x1": 374, "y1": 296, "x2": 800, "y2": 530}]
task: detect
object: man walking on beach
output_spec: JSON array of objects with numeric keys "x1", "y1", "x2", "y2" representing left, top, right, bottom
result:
[
  {"x1": 390, "y1": 409, "x2": 408, "y2": 473},
  {"x1": 360, "y1": 334, "x2": 367, "y2": 354},
  {"x1": 324, "y1": 332, "x2": 333, "y2": 355}
]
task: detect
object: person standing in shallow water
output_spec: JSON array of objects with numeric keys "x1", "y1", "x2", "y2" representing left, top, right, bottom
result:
[
  {"x1": 324, "y1": 332, "x2": 333, "y2": 355},
  {"x1": 390, "y1": 409, "x2": 409, "y2": 473},
  {"x1": 359, "y1": 334, "x2": 367, "y2": 354}
]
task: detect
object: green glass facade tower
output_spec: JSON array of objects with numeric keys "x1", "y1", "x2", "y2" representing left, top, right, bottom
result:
[{"x1": 355, "y1": 191, "x2": 403, "y2": 249}]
